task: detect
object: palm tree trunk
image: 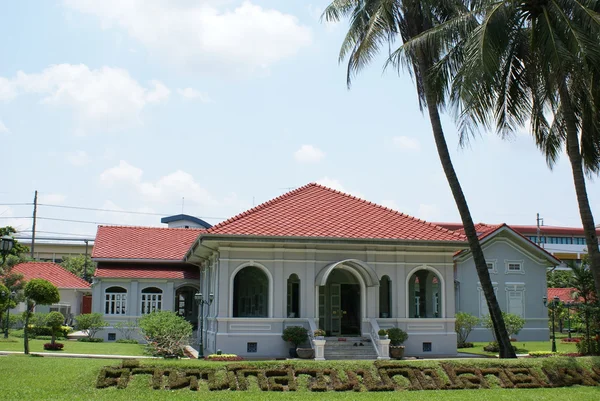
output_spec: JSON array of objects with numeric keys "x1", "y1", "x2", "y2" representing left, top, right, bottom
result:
[
  {"x1": 23, "y1": 300, "x2": 31, "y2": 355},
  {"x1": 418, "y1": 59, "x2": 516, "y2": 358},
  {"x1": 558, "y1": 82, "x2": 600, "y2": 294}
]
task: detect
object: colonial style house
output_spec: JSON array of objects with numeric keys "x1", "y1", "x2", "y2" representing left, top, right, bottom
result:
[
  {"x1": 90, "y1": 184, "x2": 559, "y2": 358},
  {"x1": 11, "y1": 262, "x2": 91, "y2": 320}
]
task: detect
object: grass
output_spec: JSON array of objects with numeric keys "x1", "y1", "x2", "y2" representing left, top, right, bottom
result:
[
  {"x1": 459, "y1": 340, "x2": 579, "y2": 356},
  {"x1": 0, "y1": 355, "x2": 599, "y2": 400},
  {"x1": 0, "y1": 336, "x2": 146, "y2": 356}
]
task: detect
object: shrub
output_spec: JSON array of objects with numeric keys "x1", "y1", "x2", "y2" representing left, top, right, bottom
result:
[
  {"x1": 46, "y1": 311, "x2": 65, "y2": 345},
  {"x1": 138, "y1": 311, "x2": 192, "y2": 357},
  {"x1": 114, "y1": 320, "x2": 138, "y2": 340},
  {"x1": 282, "y1": 326, "x2": 308, "y2": 348},
  {"x1": 483, "y1": 342, "x2": 517, "y2": 353},
  {"x1": 8, "y1": 313, "x2": 24, "y2": 329},
  {"x1": 576, "y1": 338, "x2": 600, "y2": 355},
  {"x1": 529, "y1": 351, "x2": 556, "y2": 358},
  {"x1": 205, "y1": 353, "x2": 244, "y2": 361},
  {"x1": 457, "y1": 342, "x2": 474, "y2": 348},
  {"x1": 386, "y1": 328, "x2": 408, "y2": 346},
  {"x1": 377, "y1": 329, "x2": 387, "y2": 336},
  {"x1": 455, "y1": 312, "x2": 479, "y2": 347},
  {"x1": 43, "y1": 342, "x2": 64, "y2": 351},
  {"x1": 483, "y1": 312, "x2": 525, "y2": 341},
  {"x1": 75, "y1": 313, "x2": 107, "y2": 339},
  {"x1": 561, "y1": 337, "x2": 582, "y2": 343},
  {"x1": 116, "y1": 339, "x2": 139, "y2": 344},
  {"x1": 77, "y1": 337, "x2": 104, "y2": 342},
  {"x1": 314, "y1": 329, "x2": 326, "y2": 337}
]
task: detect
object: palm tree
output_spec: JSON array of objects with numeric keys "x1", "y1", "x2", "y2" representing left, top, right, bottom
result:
[
  {"x1": 417, "y1": 0, "x2": 600, "y2": 294},
  {"x1": 323, "y1": 0, "x2": 516, "y2": 357}
]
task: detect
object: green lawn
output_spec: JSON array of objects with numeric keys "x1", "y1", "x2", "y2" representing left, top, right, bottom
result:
[
  {"x1": 459, "y1": 340, "x2": 579, "y2": 356},
  {"x1": 0, "y1": 355, "x2": 599, "y2": 400},
  {"x1": 0, "y1": 336, "x2": 146, "y2": 356}
]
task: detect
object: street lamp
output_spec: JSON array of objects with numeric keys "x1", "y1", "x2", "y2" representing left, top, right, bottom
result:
[
  {"x1": 194, "y1": 292, "x2": 214, "y2": 359},
  {"x1": 543, "y1": 295, "x2": 561, "y2": 353},
  {"x1": 3, "y1": 290, "x2": 16, "y2": 339},
  {"x1": 0, "y1": 235, "x2": 14, "y2": 265}
]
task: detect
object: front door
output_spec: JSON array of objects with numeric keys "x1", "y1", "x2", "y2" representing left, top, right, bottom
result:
[
  {"x1": 330, "y1": 283, "x2": 341, "y2": 336},
  {"x1": 175, "y1": 286, "x2": 198, "y2": 326},
  {"x1": 340, "y1": 284, "x2": 360, "y2": 335}
]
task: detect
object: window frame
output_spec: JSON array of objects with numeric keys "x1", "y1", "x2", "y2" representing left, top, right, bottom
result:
[
  {"x1": 140, "y1": 287, "x2": 163, "y2": 315},
  {"x1": 104, "y1": 286, "x2": 128, "y2": 316},
  {"x1": 505, "y1": 260, "x2": 525, "y2": 275},
  {"x1": 505, "y1": 283, "x2": 526, "y2": 318},
  {"x1": 486, "y1": 259, "x2": 497, "y2": 274}
]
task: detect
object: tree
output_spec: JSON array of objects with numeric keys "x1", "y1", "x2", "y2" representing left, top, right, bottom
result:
[
  {"x1": 323, "y1": 0, "x2": 516, "y2": 357},
  {"x1": 547, "y1": 270, "x2": 574, "y2": 288},
  {"x1": 455, "y1": 312, "x2": 480, "y2": 347},
  {"x1": 483, "y1": 312, "x2": 525, "y2": 342},
  {"x1": 138, "y1": 311, "x2": 192, "y2": 357},
  {"x1": 0, "y1": 227, "x2": 29, "y2": 258},
  {"x1": 60, "y1": 255, "x2": 96, "y2": 280},
  {"x1": 570, "y1": 261, "x2": 597, "y2": 343},
  {"x1": 418, "y1": 0, "x2": 600, "y2": 295},
  {"x1": 46, "y1": 311, "x2": 65, "y2": 346},
  {"x1": 75, "y1": 313, "x2": 107, "y2": 339},
  {"x1": 23, "y1": 279, "x2": 60, "y2": 354}
]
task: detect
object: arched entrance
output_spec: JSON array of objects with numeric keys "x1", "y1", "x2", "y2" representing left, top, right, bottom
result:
[
  {"x1": 316, "y1": 260, "x2": 377, "y2": 336},
  {"x1": 175, "y1": 285, "x2": 199, "y2": 326}
]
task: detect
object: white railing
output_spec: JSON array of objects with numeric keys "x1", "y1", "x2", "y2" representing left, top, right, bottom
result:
[
  {"x1": 369, "y1": 319, "x2": 390, "y2": 360},
  {"x1": 306, "y1": 318, "x2": 318, "y2": 349}
]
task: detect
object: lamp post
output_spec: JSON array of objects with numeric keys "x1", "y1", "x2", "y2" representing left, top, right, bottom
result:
[
  {"x1": 3, "y1": 290, "x2": 15, "y2": 339},
  {"x1": 194, "y1": 292, "x2": 214, "y2": 359},
  {"x1": 543, "y1": 295, "x2": 560, "y2": 353},
  {"x1": 0, "y1": 235, "x2": 14, "y2": 265}
]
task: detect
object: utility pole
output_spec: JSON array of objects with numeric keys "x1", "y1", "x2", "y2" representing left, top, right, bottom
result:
[
  {"x1": 30, "y1": 190, "x2": 38, "y2": 259},
  {"x1": 537, "y1": 213, "x2": 544, "y2": 248},
  {"x1": 84, "y1": 240, "x2": 89, "y2": 282}
]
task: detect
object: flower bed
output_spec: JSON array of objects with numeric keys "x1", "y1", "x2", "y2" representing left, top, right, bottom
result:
[
  {"x1": 561, "y1": 338, "x2": 582, "y2": 343},
  {"x1": 43, "y1": 342, "x2": 64, "y2": 351}
]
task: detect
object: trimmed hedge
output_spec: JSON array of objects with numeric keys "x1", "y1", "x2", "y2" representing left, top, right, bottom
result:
[{"x1": 95, "y1": 357, "x2": 600, "y2": 392}]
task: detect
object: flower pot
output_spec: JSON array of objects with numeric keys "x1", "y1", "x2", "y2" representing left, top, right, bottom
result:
[
  {"x1": 289, "y1": 347, "x2": 298, "y2": 358},
  {"x1": 379, "y1": 335, "x2": 388, "y2": 340},
  {"x1": 315, "y1": 336, "x2": 325, "y2": 340},
  {"x1": 296, "y1": 348, "x2": 314, "y2": 359},
  {"x1": 389, "y1": 345, "x2": 405, "y2": 359}
]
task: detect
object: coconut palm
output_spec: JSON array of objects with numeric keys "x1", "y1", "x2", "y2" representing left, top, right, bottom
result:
[
  {"x1": 413, "y1": 0, "x2": 600, "y2": 293},
  {"x1": 323, "y1": 0, "x2": 516, "y2": 357}
]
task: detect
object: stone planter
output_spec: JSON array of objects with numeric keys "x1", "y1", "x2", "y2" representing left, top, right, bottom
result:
[
  {"x1": 296, "y1": 348, "x2": 315, "y2": 359},
  {"x1": 389, "y1": 345, "x2": 405, "y2": 360}
]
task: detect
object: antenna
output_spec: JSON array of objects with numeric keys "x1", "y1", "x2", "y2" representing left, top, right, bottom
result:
[
  {"x1": 536, "y1": 213, "x2": 544, "y2": 247},
  {"x1": 182, "y1": 197, "x2": 185, "y2": 214}
]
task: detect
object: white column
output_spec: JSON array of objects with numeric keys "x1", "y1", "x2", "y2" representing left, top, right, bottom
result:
[{"x1": 129, "y1": 281, "x2": 139, "y2": 317}]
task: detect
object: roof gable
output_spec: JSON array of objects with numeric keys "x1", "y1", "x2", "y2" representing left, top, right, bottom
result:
[
  {"x1": 12, "y1": 262, "x2": 90, "y2": 289},
  {"x1": 92, "y1": 226, "x2": 203, "y2": 261},
  {"x1": 204, "y1": 184, "x2": 465, "y2": 242}
]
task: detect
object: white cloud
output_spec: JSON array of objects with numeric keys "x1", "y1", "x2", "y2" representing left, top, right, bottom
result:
[
  {"x1": 307, "y1": 4, "x2": 339, "y2": 31},
  {"x1": 393, "y1": 136, "x2": 421, "y2": 151},
  {"x1": 380, "y1": 199, "x2": 399, "y2": 211},
  {"x1": 63, "y1": 0, "x2": 312, "y2": 75},
  {"x1": 294, "y1": 145, "x2": 325, "y2": 163},
  {"x1": 177, "y1": 88, "x2": 213, "y2": 103},
  {"x1": 417, "y1": 204, "x2": 441, "y2": 221},
  {"x1": 0, "y1": 119, "x2": 8, "y2": 134},
  {"x1": 100, "y1": 161, "x2": 216, "y2": 205},
  {"x1": 316, "y1": 177, "x2": 363, "y2": 198},
  {"x1": 0, "y1": 64, "x2": 169, "y2": 131},
  {"x1": 39, "y1": 193, "x2": 67, "y2": 205},
  {"x1": 66, "y1": 150, "x2": 91, "y2": 166}
]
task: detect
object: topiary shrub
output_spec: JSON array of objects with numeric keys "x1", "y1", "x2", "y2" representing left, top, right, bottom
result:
[
  {"x1": 386, "y1": 328, "x2": 408, "y2": 346},
  {"x1": 46, "y1": 311, "x2": 65, "y2": 346},
  {"x1": 282, "y1": 326, "x2": 308, "y2": 348},
  {"x1": 138, "y1": 311, "x2": 192, "y2": 358}
]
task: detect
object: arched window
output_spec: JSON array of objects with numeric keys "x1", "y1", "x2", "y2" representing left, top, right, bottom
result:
[
  {"x1": 287, "y1": 274, "x2": 301, "y2": 318},
  {"x1": 105, "y1": 286, "x2": 127, "y2": 315},
  {"x1": 379, "y1": 275, "x2": 392, "y2": 318},
  {"x1": 408, "y1": 269, "x2": 442, "y2": 318},
  {"x1": 140, "y1": 287, "x2": 163, "y2": 314},
  {"x1": 233, "y1": 266, "x2": 268, "y2": 317}
]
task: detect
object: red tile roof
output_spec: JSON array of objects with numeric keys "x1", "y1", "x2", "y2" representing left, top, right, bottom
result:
[
  {"x1": 92, "y1": 226, "x2": 203, "y2": 261},
  {"x1": 94, "y1": 263, "x2": 200, "y2": 280},
  {"x1": 12, "y1": 262, "x2": 90, "y2": 289},
  {"x1": 548, "y1": 287, "x2": 582, "y2": 303},
  {"x1": 204, "y1": 184, "x2": 465, "y2": 242},
  {"x1": 437, "y1": 222, "x2": 600, "y2": 237}
]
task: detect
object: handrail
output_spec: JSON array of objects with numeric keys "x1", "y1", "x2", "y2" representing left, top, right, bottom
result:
[
  {"x1": 306, "y1": 318, "x2": 318, "y2": 349},
  {"x1": 369, "y1": 318, "x2": 382, "y2": 358}
]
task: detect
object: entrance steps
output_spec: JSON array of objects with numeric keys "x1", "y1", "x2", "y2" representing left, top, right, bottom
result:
[{"x1": 323, "y1": 337, "x2": 378, "y2": 360}]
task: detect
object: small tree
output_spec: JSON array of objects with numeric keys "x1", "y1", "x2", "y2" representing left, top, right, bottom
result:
[
  {"x1": 46, "y1": 312, "x2": 65, "y2": 346},
  {"x1": 455, "y1": 312, "x2": 480, "y2": 347},
  {"x1": 23, "y1": 279, "x2": 60, "y2": 354},
  {"x1": 138, "y1": 311, "x2": 192, "y2": 357},
  {"x1": 386, "y1": 327, "x2": 408, "y2": 347},
  {"x1": 75, "y1": 313, "x2": 107, "y2": 339},
  {"x1": 282, "y1": 326, "x2": 308, "y2": 348},
  {"x1": 484, "y1": 313, "x2": 525, "y2": 342},
  {"x1": 114, "y1": 319, "x2": 138, "y2": 340}
]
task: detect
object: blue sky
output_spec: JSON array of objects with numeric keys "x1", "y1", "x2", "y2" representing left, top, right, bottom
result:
[{"x1": 1, "y1": 0, "x2": 598, "y2": 238}]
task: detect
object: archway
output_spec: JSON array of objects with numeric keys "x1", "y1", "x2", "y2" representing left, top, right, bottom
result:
[{"x1": 406, "y1": 267, "x2": 444, "y2": 318}]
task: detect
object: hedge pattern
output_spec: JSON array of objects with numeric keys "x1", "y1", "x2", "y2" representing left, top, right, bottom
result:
[{"x1": 96, "y1": 359, "x2": 600, "y2": 392}]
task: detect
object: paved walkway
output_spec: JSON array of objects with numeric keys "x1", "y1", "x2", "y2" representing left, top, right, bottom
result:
[{"x1": 0, "y1": 350, "x2": 156, "y2": 359}]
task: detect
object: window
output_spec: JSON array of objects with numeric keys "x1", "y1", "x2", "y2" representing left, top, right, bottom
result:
[
  {"x1": 140, "y1": 287, "x2": 163, "y2": 314},
  {"x1": 486, "y1": 260, "x2": 497, "y2": 274},
  {"x1": 233, "y1": 266, "x2": 269, "y2": 317},
  {"x1": 105, "y1": 286, "x2": 127, "y2": 315},
  {"x1": 287, "y1": 274, "x2": 300, "y2": 318},
  {"x1": 505, "y1": 260, "x2": 524, "y2": 274},
  {"x1": 408, "y1": 269, "x2": 442, "y2": 318},
  {"x1": 506, "y1": 284, "x2": 525, "y2": 317},
  {"x1": 379, "y1": 276, "x2": 392, "y2": 318},
  {"x1": 49, "y1": 304, "x2": 71, "y2": 319}
]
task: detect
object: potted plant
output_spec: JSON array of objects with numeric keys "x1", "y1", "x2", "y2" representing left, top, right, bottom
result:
[
  {"x1": 387, "y1": 327, "x2": 408, "y2": 359},
  {"x1": 282, "y1": 326, "x2": 308, "y2": 358},
  {"x1": 313, "y1": 329, "x2": 326, "y2": 340},
  {"x1": 377, "y1": 329, "x2": 388, "y2": 340}
]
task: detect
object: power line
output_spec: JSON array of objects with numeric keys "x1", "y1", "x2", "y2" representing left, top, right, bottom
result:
[
  {"x1": 0, "y1": 203, "x2": 33, "y2": 206},
  {"x1": 19, "y1": 230, "x2": 95, "y2": 237},
  {"x1": 37, "y1": 203, "x2": 225, "y2": 220}
]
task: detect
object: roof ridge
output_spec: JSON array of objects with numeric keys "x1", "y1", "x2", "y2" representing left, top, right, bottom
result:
[
  {"x1": 98, "y1": 225, "x2": 205, "y2": 231},
  {"x1": 309, "y1": 183, "x2": 466, "y2": 240}
]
